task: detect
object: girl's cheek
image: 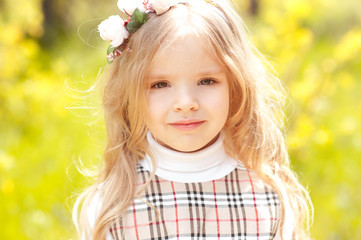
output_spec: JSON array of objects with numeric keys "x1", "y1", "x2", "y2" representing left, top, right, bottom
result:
[
  {"x1": 147, "y1": 90, "x2": 172, "y2": 108},
  {"x1": 202, "y1": 86, "x2": 229, "y2": 104}
]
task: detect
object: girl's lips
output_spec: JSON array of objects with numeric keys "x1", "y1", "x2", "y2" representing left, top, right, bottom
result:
[{"x1": 168, "y1": 120, "x2": 205, "y2": 131}]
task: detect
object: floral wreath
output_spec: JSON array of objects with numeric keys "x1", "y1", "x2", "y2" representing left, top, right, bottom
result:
[
  {"x1": 98, "y1": 0, "x2": 180, "y2": 63},
  {"x1": 98, "y1": 0, "x2": 216, "y2": 63}
]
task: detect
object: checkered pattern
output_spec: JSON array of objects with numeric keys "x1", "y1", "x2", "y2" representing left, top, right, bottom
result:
[{"x1": 109, "y1": 164, "x2": 280, "y2": 239}]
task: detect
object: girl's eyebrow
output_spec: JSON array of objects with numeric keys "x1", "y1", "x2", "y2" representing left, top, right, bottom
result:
[
  {"x1": 196, "y1": 68, "x2": 225, "y2": 76},
  {"x1": 148, "y1": 73, "x2": 170, "y2": 80},
  {"x1": 149, "y1": 67, "x2": 225, "y2": 79}
]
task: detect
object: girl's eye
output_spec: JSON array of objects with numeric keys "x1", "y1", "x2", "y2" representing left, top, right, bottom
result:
[
  {"x1": 151, "y1": 82, "x2": 170, "y2": 89},
  {"x1": 199, "y1": 78, "x2": 216, "y2": 85}
]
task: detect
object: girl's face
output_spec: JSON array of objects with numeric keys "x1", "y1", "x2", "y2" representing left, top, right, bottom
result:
[{"x1": 145, "y1": 35, "x2": 229, "y2": 152}]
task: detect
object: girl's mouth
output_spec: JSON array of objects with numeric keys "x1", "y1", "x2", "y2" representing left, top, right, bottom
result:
[{"x1": 168, "y1": 120, "x2": 205, "y2": 131}]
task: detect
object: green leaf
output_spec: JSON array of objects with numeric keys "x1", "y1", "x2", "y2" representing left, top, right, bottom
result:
[
  {"x1": 126, "y1": 8, "x2": 149, "y2": 33},
  {"x1": 107, "y1": 45, "x2": 116, "y2": 55}
]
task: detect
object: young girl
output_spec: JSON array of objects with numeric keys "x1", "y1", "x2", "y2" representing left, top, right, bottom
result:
[{"x1": 73, "y1": 0, "x2": 313, "y2": 239}]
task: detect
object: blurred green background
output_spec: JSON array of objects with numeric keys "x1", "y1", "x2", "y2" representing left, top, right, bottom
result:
[{"x1": 0, "y1": 0, "x2": 360, "y2": 239}]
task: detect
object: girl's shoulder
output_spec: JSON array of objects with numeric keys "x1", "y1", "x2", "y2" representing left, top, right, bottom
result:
[
  {"x1": 235, "y1": 161, "x2": 296, "y2": 239},
  {"x1": 234, "y1": 161, "x2": 277, "y2": 194}
]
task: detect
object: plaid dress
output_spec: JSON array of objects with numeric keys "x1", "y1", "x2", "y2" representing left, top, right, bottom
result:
[{"x1": 109, "y1": 163, "x2": 280, "y2": 240}]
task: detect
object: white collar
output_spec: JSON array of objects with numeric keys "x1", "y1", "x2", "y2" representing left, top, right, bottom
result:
[{"x1": 139, "y1": 132, "x2": 238, "y2": 183}]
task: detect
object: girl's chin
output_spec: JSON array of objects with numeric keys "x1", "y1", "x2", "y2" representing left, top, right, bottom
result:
[
  {"x1": 156, "y1": 141, "x2": 201, "y2": 153},
  {"x1": 156, "y1": 134, "x2": 220, "y2": 153}
]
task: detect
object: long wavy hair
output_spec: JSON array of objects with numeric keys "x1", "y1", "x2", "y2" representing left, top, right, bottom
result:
[{"x1": 73, "y1": 0, "x2": 313, "y2": 239}]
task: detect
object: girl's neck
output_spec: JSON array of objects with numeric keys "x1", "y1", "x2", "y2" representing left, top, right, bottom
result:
[{"x1": 140, "y1": 131, "x2": 238, "y2": 183}]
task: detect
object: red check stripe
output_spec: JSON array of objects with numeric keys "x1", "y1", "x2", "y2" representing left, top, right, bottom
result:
[
  {"x1": 247, "y1": 169, "x2": 259, "y2": 240},
  {"x1": 132, "y1": 202, "x2": 139, "y2": 240},
  {"x1": 112, "y1": 217, "x2": 279, "y2": 230},
  {"x1": 213, "y1": 180, "x2": 220, "y2": 239},
  {"x1": 171, "y1": 181, "x2": 179, "y2": 240}
]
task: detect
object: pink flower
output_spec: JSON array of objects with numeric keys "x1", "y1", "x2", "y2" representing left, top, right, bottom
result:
[
  {"x1": 117, "y1": 0, "x2": 145, "y2": 15},
  {"x1": 98, "y1": 15, "x2": 129, "y2": 47},
  {"x1": 150, "y1": 0, "x2": 176, "y2": 15}
]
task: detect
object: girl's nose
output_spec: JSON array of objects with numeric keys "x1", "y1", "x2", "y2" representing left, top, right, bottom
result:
[{"x1": 172, "y1": 87, "x2": 199, "y2": 112}]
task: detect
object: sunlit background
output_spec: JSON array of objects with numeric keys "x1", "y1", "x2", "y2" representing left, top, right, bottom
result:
[{"x1": 1, "y1": 0, "x2": 360, "y2": 239}]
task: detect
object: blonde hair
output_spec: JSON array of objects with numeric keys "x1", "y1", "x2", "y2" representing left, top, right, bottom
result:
[{"x1": 73, "y1": 0, "x2": 313, "y2": 239}]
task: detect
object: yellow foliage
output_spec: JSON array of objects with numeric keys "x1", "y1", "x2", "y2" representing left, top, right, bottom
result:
[
  {"x1": 340, "y1": 116, "x2": 359, "y2": 134},
  {"x1": 352, "y1": 134, "x2": 361, "y2": 149},
  {"x1": 0, "y1": 37, "x2": 40, "y2": 79},
  {"x1": 336, "y1": 72, "x2": 355, "y2": 90},
  {"x1": 0, "y1": 150, "x2": 15, "y2": 171},
  {"x1": 290, "y1": 67, "x2": 323, "y2": 100},
  {"x1": 4, "y1": 0, "x2": 44, "y2": 37},
  {"x1": 313, "y1": 128, "x2": 332, "y2": 145},
  {"x1": 287, "y1": 131, "x2": 300, "y2": 148},
  {"x1": 20, "y1": 39, "x2": 40, "y2": 59},
  {"x1": 297, "y1": 114, "x2": 315, "y2": 136},
  {"x1": 294, "y1": 28, "x2": 313, "y2": 47},
  {"x1": 285, "y1": 0, "x2": 312, "y2": 19},
  {"x1": 287, "y1": 114, "x2": 315, "y2": 148},
  {"x1": 1, "y1": 179, "x2": 14, "y2": 194},
  {"x1": 51, "y1": 58, "x2": 70, "y2": 76},
  {"x1": 321, "y1": 75, "x2": 337, "y2": 97},
  {"x1": 0, "y1": 46, "x2": 24, "y2": 79},
  {"x1": 321, "y1": 58, "x2": 337, "y2": 73},
  {"x1": 0, "y1": 24, "x2": 23, "y2": 45},
  {"x1": 334, "y1": 28, "x2": 361, "y2": 62}
]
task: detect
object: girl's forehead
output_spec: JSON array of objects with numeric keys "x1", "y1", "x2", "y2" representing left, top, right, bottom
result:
[
  {"x1": 149, "y1": 34, "x2": 222, "y2": 74},
  {"x1": 156, "y1": 33, "x2": 211, "y2": 55}
]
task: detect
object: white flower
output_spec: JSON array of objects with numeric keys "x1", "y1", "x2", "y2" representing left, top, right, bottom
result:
[
  {"x1": 150, "y1": 0, "x2": 175, "y2": 15},
  {"x1": 98, "y1": 15, "x2": 129, "y2": 47},
  {"x1": 117, "y1": 0, "x2": 145, "y2": 15}
]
